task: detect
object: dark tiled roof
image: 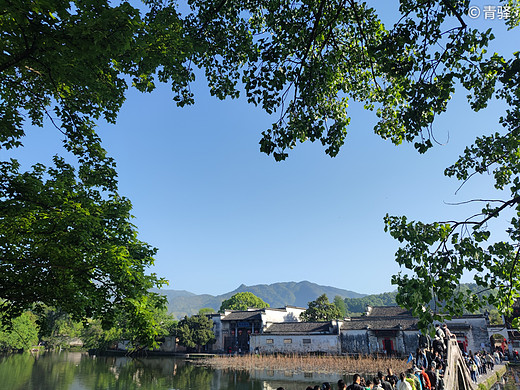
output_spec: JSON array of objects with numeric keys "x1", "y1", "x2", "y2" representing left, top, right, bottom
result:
[
  {"x1": 367, "y1": 306, "x2": 412, "y2": 317},
  {"x1": 263, "y1": 322, "x2": 333, "y2": 334},
  {"x1": 508, "y1": 330, "x2": 520, "y2": 340},
  {"x1": 445, "y1": 323, "x2": 471, "y2": 330},
  {"x1": 341, "y1": 317, "x2": 418, "y2": 331},
  {"x1": 222, "y1": 310, "x2": 263, "y2": 321}
]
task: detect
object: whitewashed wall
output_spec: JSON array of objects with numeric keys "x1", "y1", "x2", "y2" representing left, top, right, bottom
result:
[{"x1": 250, "y1": 334, "x2": 341, "y2": 354}]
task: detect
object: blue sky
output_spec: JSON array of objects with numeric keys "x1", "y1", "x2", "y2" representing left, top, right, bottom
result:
[{"x1": 7, "y1": 1, "x2": 518, "y2": 297}]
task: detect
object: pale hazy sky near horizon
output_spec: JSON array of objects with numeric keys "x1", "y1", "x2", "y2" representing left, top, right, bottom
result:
[{"x1": 6, "y1": 1, "x2": 518, "y2": 297}]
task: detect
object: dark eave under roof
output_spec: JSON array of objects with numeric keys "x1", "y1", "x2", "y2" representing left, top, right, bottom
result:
[
  {"x1": 341, "y1": 316, "x2": 418, "y2": 331},
  {"x1": 262, "y1": 322, "x2": 334, "y2": 335}
]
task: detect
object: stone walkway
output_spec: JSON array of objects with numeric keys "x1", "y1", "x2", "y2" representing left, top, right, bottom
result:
[{"x1": 475, "y1": 363, "x2": 508, "y2": 389}]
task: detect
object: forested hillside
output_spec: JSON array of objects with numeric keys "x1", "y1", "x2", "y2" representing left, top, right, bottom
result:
[{"x1": 156, "y1": 281, "x2": 365, "y2": 318}]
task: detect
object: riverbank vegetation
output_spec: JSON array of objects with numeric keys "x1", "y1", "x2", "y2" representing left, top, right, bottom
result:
[
  {"x1": 197, "y1": 354, "x2": 410, "y2": 376},
  {"x1": 0, "y1": 304, "x2": 177, "y2": 353}
]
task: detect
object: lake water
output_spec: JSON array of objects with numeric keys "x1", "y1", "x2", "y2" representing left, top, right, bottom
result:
[
  {"x1": 3, "y1": 352, "x2": 520, "y2": 390},
  {"x1": 0, "y1": 352, "x2": 352, "y2": 390},
  {"x1": 493, "y1": 364, "x2": 520, "y2": 390}
]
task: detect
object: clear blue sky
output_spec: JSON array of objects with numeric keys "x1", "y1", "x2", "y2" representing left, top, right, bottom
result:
[{"x1": 6, "y1": 1, "x2": 517, "y2": 296}]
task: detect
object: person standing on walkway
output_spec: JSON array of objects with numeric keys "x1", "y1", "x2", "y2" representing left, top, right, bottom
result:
[
  {"x1": 435, "y1": 324, "x2": 445, "y2": 340},
  {"x1": 493, "y1": 350, "x2": 501, "y2": 365},
  {"x1": 397, "y1": 372, "x2": 412, "y2": 390},
  {"x1": 387, "y1": 368, "x2": 398, "y2": 387},
  {"x1": 377, "y1": 371, "x2": 393, "y2": 390},
  {"x1": 372, "y1": 378, "x2": 384, "y2": 390},
  {"x1": 346, "y1": 374, "x2": 365, "y2": 390},
  {"x1": 426, "y1": 362, "x2": 437, "y2": 390},
  {"x1": 416, "y1": 349, "x2": 428, "y2": 370}
]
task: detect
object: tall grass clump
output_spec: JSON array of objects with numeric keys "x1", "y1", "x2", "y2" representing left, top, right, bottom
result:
[{"x1": 197, "y1": 354, "x2": 410, "y2": 375}]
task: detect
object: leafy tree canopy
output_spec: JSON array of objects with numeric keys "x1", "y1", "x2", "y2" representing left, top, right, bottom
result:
[
  {"x1": 0, "y1": 310, "x2": 39, "y2": 352},
  {"x1": 333, "y1": 295, "x2": 347, "y2": 318},
  {"x1": 176, "y1": 315, "x2": 215, "y2": 351},
  {"x1": 3, "y1": 0, "x2": 520, "y2": 335},
  {"x1": 219, "y1": 292, "x2": 270, "y2": 313},
  {"x1": 300, "y1": 294, "x2": 342, "y2": 322},
  {"x1": 0, "y1": 158, "x2": 167, "y2": 348},
  {"x1": 198, "y1": 308, "x2": 216, "y2": 316}
]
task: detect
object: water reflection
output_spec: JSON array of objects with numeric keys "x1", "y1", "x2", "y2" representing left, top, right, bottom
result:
[
  {"x1": 490, "y1": 365, "x2": 520, "y2": 390},
  {"x1": 0, "y1": 353, "x2": 356, "y2": 390}
]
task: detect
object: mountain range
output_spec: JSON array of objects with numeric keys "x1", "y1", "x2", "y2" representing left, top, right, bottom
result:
[{"x1": 155, "y1": 280, "x2": 366, "y2": 318}]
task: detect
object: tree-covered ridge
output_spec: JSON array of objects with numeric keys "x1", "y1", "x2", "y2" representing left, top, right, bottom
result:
[
  {"x1": 343, "y1": 292, "x2": 399, "y2": 315},
  {"x1": 156, "y1": 281, "x2": 365, "y2": 317}
]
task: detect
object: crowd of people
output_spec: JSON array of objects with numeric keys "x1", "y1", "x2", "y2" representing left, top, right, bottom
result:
[
  {"x1": 275, "y1": 323, "x2": 504, "y2": 390},
  {"x1": 274, "y1": 367, "x2": 442, "y2": 390},
  {"x1": 464, "y1": 348, "x2": 503, "y2": 384}
]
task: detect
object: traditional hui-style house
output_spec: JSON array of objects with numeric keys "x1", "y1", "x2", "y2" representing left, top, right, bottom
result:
[
  {"x1": 340, "y1": 306, "x2": 418, "y2": 356},
  {"x1": 249, "y1": 320, "x2": 343, "y2": 355},
  {"x1": 446, "y1": 315, "x2": 490, "y2": 353},
  {"x1": 209, "y1": 306, "x2": 305, "y2": 353},
  {"x1": 208, "y1": 304, "x2": 492, "y2": 356},
  {"x1": 340, "y1": 306, "x2": 491, "y2": 356}
]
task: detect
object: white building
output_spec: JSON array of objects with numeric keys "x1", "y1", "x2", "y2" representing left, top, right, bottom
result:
[
  {"x1": 250, "y1": 320, "x2": 342, "y2": 354},
  {"x1": 209, "y1": 306, "x2": 305, "y2": 353}
]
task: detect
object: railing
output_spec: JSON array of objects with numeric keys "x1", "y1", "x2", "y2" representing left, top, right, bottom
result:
[{"x1": 443, "y1": 339, "x2": 476, "y2": 390}]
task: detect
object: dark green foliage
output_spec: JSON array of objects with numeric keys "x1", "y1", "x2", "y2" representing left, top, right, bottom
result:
[
  {"x1": 0, "y1": 158, "x2": 167, "y2": 348},
  {"x1": 333, "y1": 295, "x2": 347, "y2": 317},
  {"x1": 300, "y1": 294, "x2": 342, "y2": 322},
  {"x1": 344, "y1": 292, "x2": 398, "y2": 315},
  {"x1": 342, "y1": 285, "x2": 499, "y2": 318},
  {"x1": 0, "y1": 311, "x2": 39, "y2": 352},
  {"x1": 219, "y1": 292, "x2": 269, "y2": 313},
  {"x1": 176, "y1": 315, "x2": 215, "y2": 351}
]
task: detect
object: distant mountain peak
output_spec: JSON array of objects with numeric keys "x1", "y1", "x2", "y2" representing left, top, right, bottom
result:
[{"x1": 159, "y1": 281, "x2": 366, "y2": 319}]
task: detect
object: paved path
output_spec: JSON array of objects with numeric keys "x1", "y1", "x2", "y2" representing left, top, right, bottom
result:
[{"x1": 475, "y1": 363, "x2": 507, "y2": 388}]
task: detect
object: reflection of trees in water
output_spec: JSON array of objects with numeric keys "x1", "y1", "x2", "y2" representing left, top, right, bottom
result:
[
  {"x1": 219, "y1": 369, "x2": 264, "y2": 390},
  {"x1": 499, "y1": 366, "x2": 520, "y2": 390},
  {"x1": 76, "y1": 354, "x2": 216, "y2": 389},
  {"x1": 0, "y1": 352, "x2": 80, "y2": 390},
  {"x1": 171, "y1": 363, "x2": 215, "y2": 389},
  {"x1": 0, "y1": 353, "x2": 37, "y2": 390},
  {"x1": 0, "y1": 353, "x2": 355, "y2": 390},
  {"x1": 79, "y1": 355, "x2": 190, "y2": 389}
]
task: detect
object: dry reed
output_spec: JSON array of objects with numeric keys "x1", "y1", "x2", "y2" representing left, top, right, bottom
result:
[{"x1": 195, "y1": 354, "x2": 411, "y2": 375}]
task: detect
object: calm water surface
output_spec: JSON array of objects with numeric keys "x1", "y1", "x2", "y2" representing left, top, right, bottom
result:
[
  {"x1": 0, "y1": 352, "x2": 353, "y2": 390},
  {"x1": 493, "y1": 365, "x2": 520, "y2": 390}
]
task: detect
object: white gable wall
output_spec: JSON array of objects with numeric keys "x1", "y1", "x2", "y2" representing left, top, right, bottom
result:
[{"x1": 251, "y1": 334, "x2": 340, "y2": 354}]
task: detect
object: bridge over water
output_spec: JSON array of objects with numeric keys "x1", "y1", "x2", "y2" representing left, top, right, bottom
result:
[{"x1": 443, "y1": 339, "x2": 505, "y2": 390}]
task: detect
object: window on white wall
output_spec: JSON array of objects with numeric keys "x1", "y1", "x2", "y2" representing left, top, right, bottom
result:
[
  {"x1": 284, "y1": 339, "x2": 292, "y2": 344},
  {"x1": 303, "y1": 339, "x2": 311, "y2": 344},
  {"x1": 266, "y1": 339, "x2": 274, "y2": 344}
]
